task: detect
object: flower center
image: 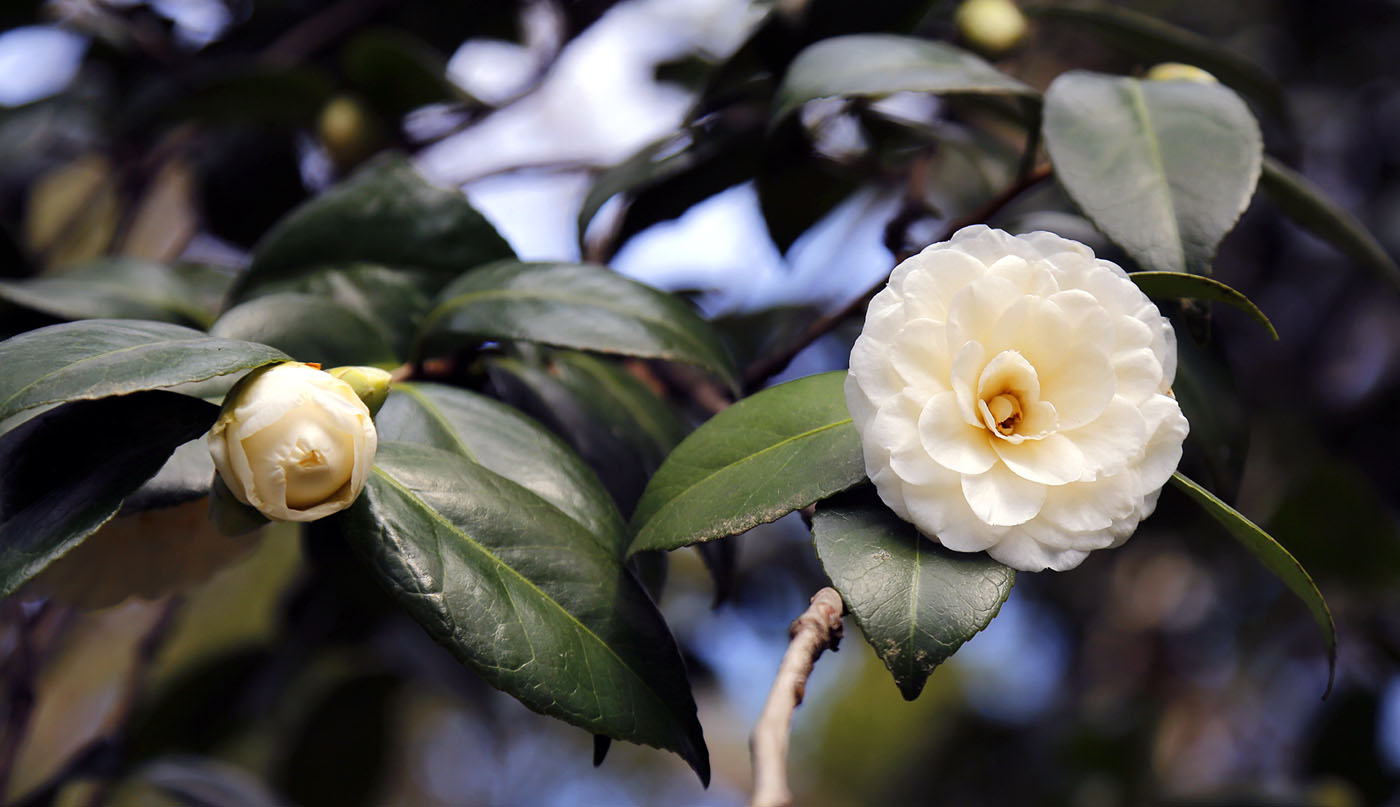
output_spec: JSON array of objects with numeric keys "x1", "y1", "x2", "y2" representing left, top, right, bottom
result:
[{"x1": 986, "y1": 393, "x2": 1022, "y2": 435}]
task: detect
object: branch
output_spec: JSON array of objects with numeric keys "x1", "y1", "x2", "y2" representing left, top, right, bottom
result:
[
  {"x1": 749, "y1": 587, "x2": 845, "y2": 807},
  {"x1": 740, "y1": 163, "x2": 1053, "y2": 392}
]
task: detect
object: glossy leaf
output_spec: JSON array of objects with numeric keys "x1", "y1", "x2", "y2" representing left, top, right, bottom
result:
[
  {"x1": 1025, "y1": 3, "x2": 1288, "y2": 121},
  {"x1": 0, "y1": 319, "x2": 287, "y2": 425},
  {"x1": 235, "y1": 153, "x2": 514, "y2": 300},
  {"x1": 344, "y1": 442, "x2": 709, "y2": 782},
  {"x1": 1129, "y1": 271, "x2": 1277, "y2": 339},
  {"x1": 812, "y1": 489, "x2": 1015, "y2": 701},
  {"x1": 1172, "y1": 331, "x2": 1248, "y2": 502},
  {"x1": 210, "y1": 293, "x2": 399, "y2": 367},
  {"x1": 1044, "y1": 71, "x2": 1262, "y2": 275},
  {"x1": 628, "y1": 371, "x2": 864, "y2": 555},
  {"x1": 577, "y1": 127, "x2": 760, "y2": 255},
  {"x1": 1171, "y1": 471, "x2": 1337, "y2": 696},
  {"x1": 1258, "y1": 156, "x2": 1400, "y2": 292},
  {"x1": 342, "y1": 28, "x2": 474, "y2": 117},
  {"x1": 240, "y1": 263, "x2": 433, "y2": 360},
  {"x1": 772, "y1": 34, "x2": 1037, "y2": 125},
  {"x1": 375, "y1": 382, "x2": 628, "y2": 555},
  {"x1": 420, "y1": 261, "x2": 739, "y2": 391},
  {"x1": 0, "y1": 259, "x2": 230, "y2": 328},
  {"x1": 486, "y1": 353, "x2": 683, "y2": 516},
  {"x1": 0, "y1": 391, "x2": 217, "y2": 596}
]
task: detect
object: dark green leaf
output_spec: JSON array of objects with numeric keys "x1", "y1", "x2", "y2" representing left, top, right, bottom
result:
[
  {"x1": 235, "y1": 154, "x2": 514, "y2": 300},
  {"x1": 342, "y1": 28, "x2": 475, "y2": 117},
  {"x1": 1170, "y1": 471, "x2": 1336, "y2": 697},
  {"x1": 149, "y1": 66, "x2": 337, "y2": 129},
  {"x1": 812, "y1": 488, "x2": 1015, "y2": 701},
  {"x1": 772, "y1": 34, "x2": 1037, "y2": 126},
  {"x1": 628, "y1": 371, "x2": 864, "y2": 555},
  {"x1": 210, "y1": 293, "x2": 399, "y2": 367},
  {"x1": 1129, "y1": 271, "x2": 1277, "y2": 339},
  {"x1": 485, "y1": 353, "x2": 684, "y2": 516},
  {"x1": 577, "y1": 127, "x2": 761, "y2": 255},
  {"x1": 756, "y1": 148, "x2": 860, "y2": 254},
  {"x1": 1172, "y1": 330, "x2": 1248, "y2": 502},
  {"x1": 1258, "y1": 156, "x2": 1400, "y2": 293},
  {"x1": 240, "y1": 263, "x2": 433, "y2": 360},
  {"x1": 420, "y1": 261, "x2": 739, "y2": 391},
  {"x1": 1043, "y1": 71, "x2": 1261, "y2": 275},
  {"x1": 343, "y1": 442, "x2": 709, "y2": 782},
  {"x1": 1024, "y1": 2, "x2": 1289, "y2": 122},
  {"x1": 0, "y1": 319, "x2": 287, "y2": 425},
  {"x1": 375, "y1": 382, "x2": 628, "y2": 555},
  {"x1": 121, "y1": 439, "x2": 215, "y2": 514},
  {"x1": 0, "y1": 391, "x2": 217, "y2": 596},
  {"x1": 0, "y1": 259, "x2": 231, "y2": 328}
]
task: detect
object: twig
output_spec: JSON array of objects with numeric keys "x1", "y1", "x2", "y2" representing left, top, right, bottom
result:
[
  {"x1": 749, "y1": 587, "x2": 845, "y2": 807},
  {"x1": 740, "y1": 163, "x2": 1054, "y2": 391}
]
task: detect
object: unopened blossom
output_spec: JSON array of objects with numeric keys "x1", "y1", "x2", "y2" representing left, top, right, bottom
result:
[
  {"x1": 208, "y1": 361, "x2": 378, "y2": 522},
  {"x1": 845, "y1": 226, "x2": 1189, "y2": 571}
]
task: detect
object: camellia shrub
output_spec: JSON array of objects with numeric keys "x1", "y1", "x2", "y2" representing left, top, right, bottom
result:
[{"x1": 0, "y1": 0, "x2": 1395, "y2": 803}]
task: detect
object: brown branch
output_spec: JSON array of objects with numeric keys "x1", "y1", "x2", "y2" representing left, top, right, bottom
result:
[
  {"x1": 740, "y1": 163, "x2": 1053, "y2": 392},
  {"x1": 749, "y1": 587, "x2": 845, "y2": 807}
]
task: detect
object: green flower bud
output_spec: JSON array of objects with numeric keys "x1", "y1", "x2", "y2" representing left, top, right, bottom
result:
[
  {"x1": 955, "y1": 0, "x2": 1029, "y2": 56},
  {"x1": 327, "y1": 365, "x2": 393, "y2": 417},
  {"x1": 1145, "y1": 63, "x2": 1219, "y2": 84}
]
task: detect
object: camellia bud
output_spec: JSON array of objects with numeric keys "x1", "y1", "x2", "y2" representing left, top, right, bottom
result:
[
  {"x1": 318, "y1": 95, "x2": 385, "y2": 171},
  {"x1": 327, "y1": 365, "x2": 393, "y2": 417},
  {"x1": 1145, "y1": 62, "x2": 1219, "y2": 84},
  {"x1": 955, "y1": 0, "x2": 1029, "y2": 56},
  {"x1": 207, "y1": 362, "x2": 378, "y2": 522}
]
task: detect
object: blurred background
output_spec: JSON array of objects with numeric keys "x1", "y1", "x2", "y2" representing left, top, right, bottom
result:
[{"x1": 1, "y1": 0, "x2": 1398, "y2": 804}]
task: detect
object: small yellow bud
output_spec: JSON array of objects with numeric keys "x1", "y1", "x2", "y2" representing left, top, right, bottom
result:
[
  {"x1": 1145, "y1": 63, "x2": 1219, "y2": 84},
  {"x1": 327, "y1": 365, "x2": 393, "y2": 417},
  {"x1": 318, "y1": 96, "x2": 384, "y2": 171},
  {"x1": 955, "y1": 0, "x2": 1029, "y2": 56}
]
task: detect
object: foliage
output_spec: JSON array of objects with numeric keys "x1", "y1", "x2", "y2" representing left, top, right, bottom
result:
[{"x1": 0, "y1": 0, "x2": 1396, "y2": 803}]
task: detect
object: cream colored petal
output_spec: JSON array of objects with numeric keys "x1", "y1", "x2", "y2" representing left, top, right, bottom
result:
[
  {"x1": 947, "y1": 273, "x2": 1022, "y2": 349},
  {"x1": 961, "y1": 463, "x2": 1047, "y2": 526},
  {"x1": 986, "y1": 531, "x2": 1090, "y2": 572},
  {"x1": 992, "y1": 431, "x2": 1086, "y2": 485},
  {"x1": 950, "y1": 340, "x2": 988, "y2": 427},
  {"x1": 976, "y1": 349, "x2": 1041, "y2": 403},
  {"x1": 918, "y1": 390, "x2": 997, "y2": 474},
  {"x1": 897, "y1": 248, "x2": 986, "y2": 322},
  {"x1": 1062, "y1": 396, "x2": 1148, "y2": 477},
  {"x1": 1134, "y1": 394, "x2": 1189, "y2": 493},
  {"x1": 890, "y1": 318, "x2": 954, "y2": 395},
  {"x1": 1037, "y1": 471, "x2": 1136, "y2": 533},
  {"x1": 1039, "y1": 348, "x2": 1116, "y2": 430}
]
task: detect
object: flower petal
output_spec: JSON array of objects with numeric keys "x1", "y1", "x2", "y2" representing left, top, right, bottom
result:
[
  {"x1": 950, "y1": 340, "x2": 988, "y2": 428},
  {"x1": 890, "y1": 318, "x2": 954, "y2": 395},
  {"x1": 993, "y1": 431, "x2": 1087, "y2": 485},
  {"x1": 896, "y1": 247, "x2": 986, "y2": 322},
  {"x1": 1062, "y1": 396, "x2": 1148, "y2": 478},
  {"x1": 919, "y1": 390, "x2": 997, "y2": 474},
  {"x1": 961, "y1": 463, "x2": 1047, "y2": 526},
  {"x1": 986, "y1": 530, "x2": 1091, "y2": 572},
  {"x1": 947, "y1": 273, "x2": 1021, "y2": 349}
]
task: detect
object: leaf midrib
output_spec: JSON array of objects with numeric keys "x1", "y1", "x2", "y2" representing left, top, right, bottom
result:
[
  {"x1": 371, "y1": 465, "x2": 690, "y2": 736},
  {"x1": 1124, "y1": 80, "x2": 1187, "y2": 273},
  {"x1": 633, "y1": 417, "x2": 854, "y2": 543},
  {"x1": 428, "y1": 285, "x2": 725, "y2": 370}
]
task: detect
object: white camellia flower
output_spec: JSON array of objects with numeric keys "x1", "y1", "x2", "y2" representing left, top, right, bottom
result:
[
  {"x1": 846, "y1": 225, "x2": 1190, "y2": 572},
  {"x1": 208, "y1": 361, "x2": 378, "y2": 522}
]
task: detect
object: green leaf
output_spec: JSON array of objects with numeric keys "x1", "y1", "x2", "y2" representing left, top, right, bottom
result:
[
  {"x1": 343, "y1": 442, "x2": 709, "y2": 782},
  {"x1": 1172, "y1": 331, "x2": 1248, "y2": 502},
  {"x1": 577, "y1": 127, "x2": 761, "y2": 254},
  {"x1": 628, "y1": 371, "x2": 864, "y2": 555},
  {"x1": 1170, "y1": 471, "x2": 1337, "y2": 697},
  {"x1": 210, "y1": 293, "x2": 400, "y2": 367},
  {"x1": 0, "y1": 259, "x2": 231, "y2": 328},
  {"x1": 420, "y1": 261, "x2": 739, "y2": 391},
  {"x1": 0, "y1": 391, "x2": 217, "y2": 596},
  {"x1": 240, "y1": 263, "x2": 433, "y2": 360},
  {"x1": 772, "y1": 34, "x2": 1038, "y2": 126},
  {"x1": 486, "y1": 353, "x2": 686, "y2": 517},
  {"x1": 146, "y1": 66, "x2": 337, "y2": 129},
  {"x1": 812, "y1": 488, "x2": 1015, "y2": 701},
  {"x1": 1024, "y1": 3, "x2": 1289, "y2": 122},
  {"x1": 375, "y1": 382, "x2": 628, "y2": 555},
  {"x1": 1128, "y1": 271, "x2": 1277, "y2": 339},
  {"x1": 1043, "y1": 71, "x2": 1262, "y2": 275},
  {"x1": 234, "y1": 154, "x2": 514, "y2": 300},
  {"x1": 1258, "y1": 156, "x2": 1400, "y2": 293},
  {"x1": 0, "y1": 319, "x2": 288, "y2": 425}
]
